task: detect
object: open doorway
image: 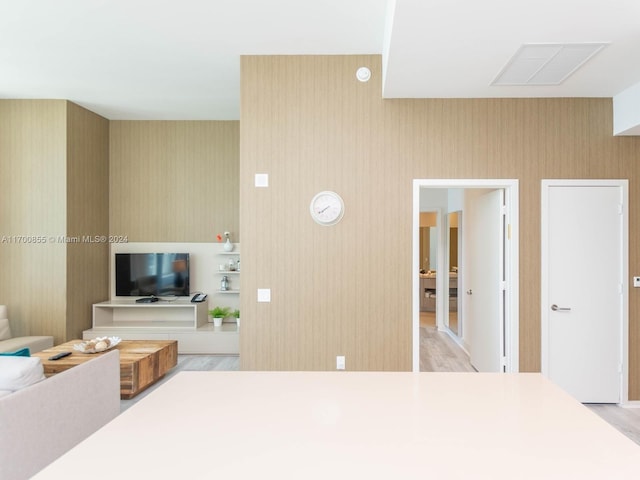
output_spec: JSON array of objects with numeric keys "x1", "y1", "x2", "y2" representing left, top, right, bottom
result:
[
  {"x1": 418, "y1": 207, "x2": 461, "y2": 336},
  {"x1": 412, "y1": 179, "x2": 519, "y2": 373}
]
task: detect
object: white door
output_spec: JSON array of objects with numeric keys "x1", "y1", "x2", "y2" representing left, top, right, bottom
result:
[
  {"x1": 542, "y1": 182, "x2": 625, "y2": 403},
  {"x1": 467, "y1": 189, "x2": 505, "y2": 372}
]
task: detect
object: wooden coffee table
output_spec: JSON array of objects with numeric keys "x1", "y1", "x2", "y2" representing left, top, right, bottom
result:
[{"x1": 33, "y1": 340, "x2": 177, "y2": 399}]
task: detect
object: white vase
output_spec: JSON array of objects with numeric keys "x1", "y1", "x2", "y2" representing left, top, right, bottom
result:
[
  {"x1": 213, "y1": 317, "x2": 223, "y2": 327},
  {"x1": 223, "y1": 238, "x2": 234, "y2": 252}
]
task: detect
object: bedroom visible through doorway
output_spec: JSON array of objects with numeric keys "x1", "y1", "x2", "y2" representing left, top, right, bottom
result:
[{"x1": 412, "y1": 179, "x2": 519, "y2": 374}]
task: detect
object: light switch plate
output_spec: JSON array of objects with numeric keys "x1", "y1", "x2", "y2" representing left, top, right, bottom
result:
[
  {"x1": 336, "y1": 356, "x2": 345, "y2": 370},
  {"x1": 634, "y1": 277, "x2": 640, "y2": 288},
  {"x1": 255, "y1": 173, "x2": 269, "y2": 187},
  {"x1": 257, "y1": 288, "x2": 271, "y2": 302}
]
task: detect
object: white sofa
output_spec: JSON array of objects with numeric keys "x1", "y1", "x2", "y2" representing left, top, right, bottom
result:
[
  {"x1": 0, "y1": 305, "x2": 54, "y2": 354},
  {"x1": 0, "y1": 350, "x2": 121, "y2": 480}
]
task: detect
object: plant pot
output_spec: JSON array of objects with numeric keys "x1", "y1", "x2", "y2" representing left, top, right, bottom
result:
[
  {"x1": 213, "y1": 317, "x2": 223, "y2": 327},
  {"x1": 236, "y1": 317, "x2": 240, "y2": 329}
]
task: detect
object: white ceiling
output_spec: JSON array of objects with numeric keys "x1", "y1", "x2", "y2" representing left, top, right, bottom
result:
[{"x1": 1, "y1": 0, "x2": 640, "y2": 120}]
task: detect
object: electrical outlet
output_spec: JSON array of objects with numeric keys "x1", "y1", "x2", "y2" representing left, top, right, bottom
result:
[
  {"x1": 634, "y1": 277, "x2": 640, "y2": 288},
  {"x1": 336, "y1": 355, "x2": 345, "y2": 370}
]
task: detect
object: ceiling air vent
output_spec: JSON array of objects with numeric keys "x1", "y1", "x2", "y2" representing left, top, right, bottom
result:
[{"x1": 491, "y1": 43, "x2": 608, "y2": 86}]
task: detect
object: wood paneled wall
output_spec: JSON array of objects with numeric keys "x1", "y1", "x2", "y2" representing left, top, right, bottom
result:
[
  {"x1": 239, "y1": 55, "x2": 640, "y2": 398},
  {"x1": 66, "y1": 102, "x2": 110, "y2": 339},
  {"x1": 0, "y1": 100, "x2": 108, "y2": 344},
  {"x1": 1, "y1": 113, "x2": 233, "y2": 344},
  {"x1": 0, "y1": 102, "x2": 67, "y2": 342},
  {"x1": 109, "y1": 121, "x2": 239, "y2": 242},
  {"x1": 240, "y1": 56, "x2": 413, "y2": 372}
]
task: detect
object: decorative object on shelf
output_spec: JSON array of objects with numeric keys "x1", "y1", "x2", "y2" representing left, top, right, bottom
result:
[
  {"x1": 209, "y1": 306, "x2": 231, "y2": 327},
  {"x1": 228, "y1": 259, "x2": 236, "y2": 271},
  {"x1": 74, "y1": 336, "x2": 121, "y2": 354},
  {"x1": 216, "y1": 231, "x2": 235, "y2": 252},
  {"x1": 232, "y1": 309, "x2": 240, "y2": 329},
  {"x1": 220, "y1": 275, "x2": 230, "y2": 291}
]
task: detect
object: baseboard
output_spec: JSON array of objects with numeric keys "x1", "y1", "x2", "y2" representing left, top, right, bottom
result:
[
  {"x1": 442, "y1": 326, "x2": 469, "y2": 355},
  {"x1": 620, "y1": 400, "x2": 640, "y2": 408}
]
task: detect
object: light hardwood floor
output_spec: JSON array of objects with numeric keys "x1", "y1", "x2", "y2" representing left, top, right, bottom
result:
[{"x1": 420, "y1": 325, "x2": 474, "y2": 372}]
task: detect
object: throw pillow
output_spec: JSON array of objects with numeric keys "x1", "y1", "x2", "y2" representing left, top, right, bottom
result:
[
  {"x1": 0, "y1": 347, "x2": 30, "y2": 357},
  {"x1": 0, "y1": 356, "x2": 45, "y2": 391},
  {"x1": 0, "y1": 318, "x2": 11, "y2": 341}
]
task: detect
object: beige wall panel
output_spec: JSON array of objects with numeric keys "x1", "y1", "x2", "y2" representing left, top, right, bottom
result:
[
  {"x1": 66, "y1": 102, "x2": 109, "y2": 340},
  {"x1": 240, "y1": 56, "x2": 410, "y2": 371},
  {"x1": 0, "y1": 100, "x2": 68, "y2": 342},
  {"x1": 240, "y1": 55, "x2": 640, "y2": 397},
  {"x1": 109, "y1": 121, "x2": 239, "y2": 242}
]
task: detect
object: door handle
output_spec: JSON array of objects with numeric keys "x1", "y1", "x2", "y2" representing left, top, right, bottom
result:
[
  {"x1": 466, "y1": 289, "x2": 472, "y2": 295},
  {"x1": 551, "y1": 304, "x2": 571, "y2": 312}
]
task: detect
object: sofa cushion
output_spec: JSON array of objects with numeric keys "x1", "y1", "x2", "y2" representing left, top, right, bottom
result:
[
  {"x1": 0, "y1": 356, "x2": 45, "y2": 391},
  {"x1": 0, "y1": 347, "x2": 30, "y2": 357},
  {"x1": 0, "y1": 336, "x2": 54, "y2": 354},
  {"x1": 0, "y1": 318, "x2": 11, "y2": 341}
]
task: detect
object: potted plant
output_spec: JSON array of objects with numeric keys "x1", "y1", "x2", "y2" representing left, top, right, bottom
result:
[
  {"x1": 208, "y1": 306, "x2": 231, "y2": 327},
  {"x1": 232, "y1": 309, "x2": 240, "y2": 329}
]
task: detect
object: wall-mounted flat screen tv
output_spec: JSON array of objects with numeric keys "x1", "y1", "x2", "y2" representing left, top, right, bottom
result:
[{"x1": 115, "y1": 253, "x2": 190, "y2": 297}]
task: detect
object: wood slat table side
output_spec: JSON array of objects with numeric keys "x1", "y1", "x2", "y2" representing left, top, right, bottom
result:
[{"x1": 33, "y1": 340, "x2": 178, "y2": 399}]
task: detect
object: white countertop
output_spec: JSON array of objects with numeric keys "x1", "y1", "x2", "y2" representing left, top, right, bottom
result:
[{"x1": 34, "y1": 372, "x2": 640, "y2": 479}]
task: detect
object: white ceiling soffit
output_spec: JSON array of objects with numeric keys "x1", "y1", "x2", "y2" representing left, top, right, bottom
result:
[
  {"x1": 613, "y1": 82, "x2": 640, "y2": 136},
  {"x1": 383, "y1": 0, "x2": 640, "y2": 99},
  {"x1": 491, "y1": 43, "x2": 608, "y2": 86}
]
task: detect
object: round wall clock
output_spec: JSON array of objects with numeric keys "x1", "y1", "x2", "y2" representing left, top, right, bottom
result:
[{"x1": 309, "y1": 191, "x2": 344, "y2": 226}]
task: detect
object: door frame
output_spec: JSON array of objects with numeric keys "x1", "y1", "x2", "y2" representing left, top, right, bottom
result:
[
  {"x1": 412, "y1": 179, "x2": 520, "y2": 373},
  {"x1": 541, "y1": 179, "x2": 629, "y2": 404}
]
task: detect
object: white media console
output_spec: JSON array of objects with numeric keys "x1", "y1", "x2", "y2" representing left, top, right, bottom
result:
[
  {"x1": 83, "y1": 242, "x2": 241, "y2": 355},
  {"x1": 83, "y1": 299, "x2": 239, "y2": 354}
]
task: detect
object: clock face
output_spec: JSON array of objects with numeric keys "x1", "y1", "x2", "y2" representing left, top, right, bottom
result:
[{"x1": 310, "y1": 191, "x2": 344, "y2": 226}]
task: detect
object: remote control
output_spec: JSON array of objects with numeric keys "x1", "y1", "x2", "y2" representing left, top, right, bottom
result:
[{"x1": 48, "y1": 351, "x2": 72, "y2": 361}]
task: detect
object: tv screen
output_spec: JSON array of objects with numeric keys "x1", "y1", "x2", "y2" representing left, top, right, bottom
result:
[{"x1": 115, "y1": 253, "x2": 190, "y2": 297}]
